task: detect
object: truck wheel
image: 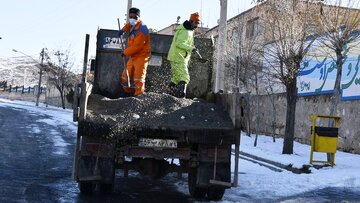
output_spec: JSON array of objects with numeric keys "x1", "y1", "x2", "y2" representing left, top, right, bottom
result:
[
  {"x1": 99, "y1": 169, "x2": 115, "y2": 194},
  {"x1": 207, "y1": 186, "x2": 225, "y2": 201},
  {"x1": 79, "y1": 182, "x2": 95, "y2": 194},
  {"x1": 188, "y1": 168, "x2": 206, "y2": 198},
  {"x1": 99, "y1": 183, "x2": 113, "y2": 194}
]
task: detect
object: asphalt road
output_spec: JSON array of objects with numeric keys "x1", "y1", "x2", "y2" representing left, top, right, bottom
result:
[
  {"x1": 0, "y1": 105, "x2": 78, "y2": 203},
  {"x1": 0, "y1": 105, "x2": 194, "y2": 203}
]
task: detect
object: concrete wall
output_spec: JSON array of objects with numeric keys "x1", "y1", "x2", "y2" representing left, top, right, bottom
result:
[
  {"x1": 239, "y1": 93, "x2": 360, "y2": 154},
  {"x1": 0, "y1": 91, "x2": 44, "y2": 103},
  {"x1": 46, "y1": 96, "x2": 72, "y2": 109},
  {"x1": 45, "y1": 85, "x2": 72, "y2": 109}
]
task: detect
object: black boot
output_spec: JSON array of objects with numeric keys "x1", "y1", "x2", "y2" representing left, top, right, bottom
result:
[
  {"x1": 168, "y1": 82, "x2": 177, "y2": 96},
  {"x1": 125, "y1": 92, "x2": 134, "y2": 97},
  {"x1": 175, "y1": 81, "x2": 187, "y2": 98},
  {"x1": 120, "y1": 91, "x2": 134, "y2": 98}
]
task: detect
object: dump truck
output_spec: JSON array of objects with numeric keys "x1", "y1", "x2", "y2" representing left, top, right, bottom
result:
[{"x1": 72, "y1": 29, "x2": 240, "y2": 201}]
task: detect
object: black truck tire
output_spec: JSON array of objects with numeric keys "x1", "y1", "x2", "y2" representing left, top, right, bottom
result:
[
  {"x1": 99, "y1": 165, "x2": 115, "y2": 194},
  {"x1": 207, "y1": 186, "x2": 225, "y2": 201},
  {"x1": 188, "y1": 168, "x2": 207, "y2": 198},
  {"x1": 99, "y1": 183, "x2": 114, "y2": 194},
  {"x1": 79, "y1": 181, "x2": 95, "y2": 194}
]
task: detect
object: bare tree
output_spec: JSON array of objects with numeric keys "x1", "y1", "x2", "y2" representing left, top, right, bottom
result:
[
  {"x1": 316, "y1": 0, "x2": 360, "y2": 116},
  {"x1": 223, "y1": 8, "x2": 263, "y2": 94},
  {"x1": 45, "y1": 49, "x2": 77, "y2": 109},
  {"x1": 260, "y1": 0, "x2": 316, "y2": 154},
  {"x1": 224, "y1": 13, "x2": 265, "y2": 145},
  {"x1": 263, "y1": 74, "x2": 281, "y2": 143},
  {"x1": 238, "y1": 37, "x2": 263, "y2": 146},
  {"x1": 238, "y1": 33, "x2": 264, "y2": 145}
]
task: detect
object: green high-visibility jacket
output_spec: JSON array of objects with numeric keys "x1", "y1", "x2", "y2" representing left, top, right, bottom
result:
[{"x1": 167, "y1": 23, "x2": 194, "y2": 64}]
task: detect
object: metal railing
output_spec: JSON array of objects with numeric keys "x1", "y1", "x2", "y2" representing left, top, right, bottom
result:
[{"x1": 0, "y1": 85, "x2": 46, "y2": 95}]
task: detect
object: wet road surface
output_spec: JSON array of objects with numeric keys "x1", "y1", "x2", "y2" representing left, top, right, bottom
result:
[
  {"x1": 0, "y1": 104, "x2": 359, "y2": 203},
  {"x1": 0, "y1": 105, "x2": 193, "y2": 203}
]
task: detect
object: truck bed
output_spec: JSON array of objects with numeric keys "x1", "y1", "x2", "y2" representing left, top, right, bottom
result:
[{"x1": 78, "y1": 92, "x2": 235, "y2": 145}]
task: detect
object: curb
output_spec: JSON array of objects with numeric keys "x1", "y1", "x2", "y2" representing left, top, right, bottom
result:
[{"x1": 238, "y1": 150, "x2": 312, "y2": 174}]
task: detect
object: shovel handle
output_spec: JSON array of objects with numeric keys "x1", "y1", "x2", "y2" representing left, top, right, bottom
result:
[
  {"x1": 117, "y1": 18, "x2": 126, "y2": 50},
  {"x1": 117, "y1": 18, "x2": 131, "y2": 88},
  {"x1": 117, "y1": 18, "x2": 121, "y2": 30},
  {"x1": 195, "y1": 49, "x2": 202, "y2": 59}
]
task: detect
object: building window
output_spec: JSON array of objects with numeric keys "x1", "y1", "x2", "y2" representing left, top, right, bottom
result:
[
  {"x1": 231, "y1": 28, "x2": 240, "y2": 45},
  {"x1": 247, "y1": 17, "x2": 260, "y2": 38}
]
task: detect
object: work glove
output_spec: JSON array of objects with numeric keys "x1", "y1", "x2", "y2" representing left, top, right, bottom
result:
[{"x1": 118, "y1": 29, "x2": 124, "y2": 37}]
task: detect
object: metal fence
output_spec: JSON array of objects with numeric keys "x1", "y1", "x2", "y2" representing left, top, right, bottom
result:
[{"x1": 0, "y1": 85, "x2": 46, "y2": 95}]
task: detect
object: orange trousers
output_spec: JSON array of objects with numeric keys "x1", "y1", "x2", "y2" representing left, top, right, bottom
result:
[{"x1": 122, "y1": 56, "x2": 149, "y2": 96}]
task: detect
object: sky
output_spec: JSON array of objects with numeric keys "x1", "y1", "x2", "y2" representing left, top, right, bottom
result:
[
  {"x1": 0, "y1": 0, "x2": 254, "y2": 72},
  {"x1": 0, "y1": 97, "x2": 359, "y2": 202}
]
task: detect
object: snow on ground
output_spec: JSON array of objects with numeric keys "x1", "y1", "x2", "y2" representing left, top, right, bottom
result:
[
  {"x1": 224, "y1": 133, "x2": 360, "y2": 201},
  {"x1": 50, "y1": 129, "x2": 70, "y2": 155},
  {"x1": 1, "y1": 98, "x2": 360, "y2": 202},
  {"x1": 0, "y1": 98, "x2": 77, "y2": 133},
  {"x1": 30, "y1": 125, "x2": 41, "y2": 133},
  {"x1": 0, "y1": 98, "x2": 77, "y2": 155}
]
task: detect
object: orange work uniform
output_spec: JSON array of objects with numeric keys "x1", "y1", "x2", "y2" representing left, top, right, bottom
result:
[{"x1": 121, "y1": 20, "x2": 151, "y2": 96}]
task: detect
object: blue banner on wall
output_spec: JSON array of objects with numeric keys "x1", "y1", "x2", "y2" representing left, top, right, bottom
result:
[{"x1": 297, "y1": 41, "x2": 360, "y2": 100}]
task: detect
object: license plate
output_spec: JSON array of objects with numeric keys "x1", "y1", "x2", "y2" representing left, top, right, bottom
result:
[{"x1": 138, "y1": 138, "x2": 177, "y2": 148}]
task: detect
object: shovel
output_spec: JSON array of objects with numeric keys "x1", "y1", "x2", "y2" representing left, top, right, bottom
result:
[
  {"x1": 117, "y1": 18, "x2": 136, "y2": 89},
  {"x1": 193, "y1": 48, "x2": 208, "y2": 63},
  {"x1": 194, "y1": 48, "x2": 202, "y2": 59}
]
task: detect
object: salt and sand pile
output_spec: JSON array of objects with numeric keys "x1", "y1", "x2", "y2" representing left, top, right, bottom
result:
[{"x1": 78, "y1": 92, "x2": 233, "y2": 145}]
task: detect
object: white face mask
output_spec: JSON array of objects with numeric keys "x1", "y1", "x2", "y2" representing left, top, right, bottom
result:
[{"x1": 129, "y1": 19, "x2": 138, "y2": 26}]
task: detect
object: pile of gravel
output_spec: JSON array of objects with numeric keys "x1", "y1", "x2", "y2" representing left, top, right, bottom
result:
[{"x1": 78, "y1": 92, "x2": 234, "y2": 145}]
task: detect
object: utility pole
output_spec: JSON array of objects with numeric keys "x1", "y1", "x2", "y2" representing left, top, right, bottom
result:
[
  {"x1": 215, "y1": 0, "x2": 228, "y2": 93},
  {"x1": 23, "y1": 68, "x2": 27, "y2": 87},
  {"x1": 36, "y1": 48, "x2": 44, "y2": 106},
  {"x1": 79, "y1": 34, "x2": 90, "y2": 120},
  {"x1": 45, "y1": 71, "x2": 49, "y2": 107},
  {"x1": 126, "y1": 0, "x2": 132, "y2": 23},
  {"x1": 82, "y1": 35, "x2": 89, "y2": 83}
]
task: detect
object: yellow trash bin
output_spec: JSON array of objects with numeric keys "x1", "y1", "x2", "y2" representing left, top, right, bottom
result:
[
  {"x1": 310, "y1": 115, "x2": 340, "y2": 167},
  {"x1": 314, "y1": 126, "x2": 339, "y2": 153}
]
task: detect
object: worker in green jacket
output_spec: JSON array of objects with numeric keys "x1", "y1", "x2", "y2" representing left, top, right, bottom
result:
[{"x1": 167, "y1": 12, "x2": 200, "y2": 98}]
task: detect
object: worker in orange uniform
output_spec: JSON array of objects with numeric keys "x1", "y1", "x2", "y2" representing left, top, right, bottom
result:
[{"x1": 118, "y1": 7, "x2": 151, "y2": 97}]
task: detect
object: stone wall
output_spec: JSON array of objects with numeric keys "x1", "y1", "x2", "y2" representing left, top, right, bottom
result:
[{"x1": 239, "y1": 93, "x2": 360, "y2": 153}]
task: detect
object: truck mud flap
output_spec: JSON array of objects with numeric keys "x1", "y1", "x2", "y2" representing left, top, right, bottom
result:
[
  {"x1": 196, "y1": 162, "x2": 230, "y2": 188},
  {"x1": 77, "y1": 156, "x2": 114, "y2": 183}
]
